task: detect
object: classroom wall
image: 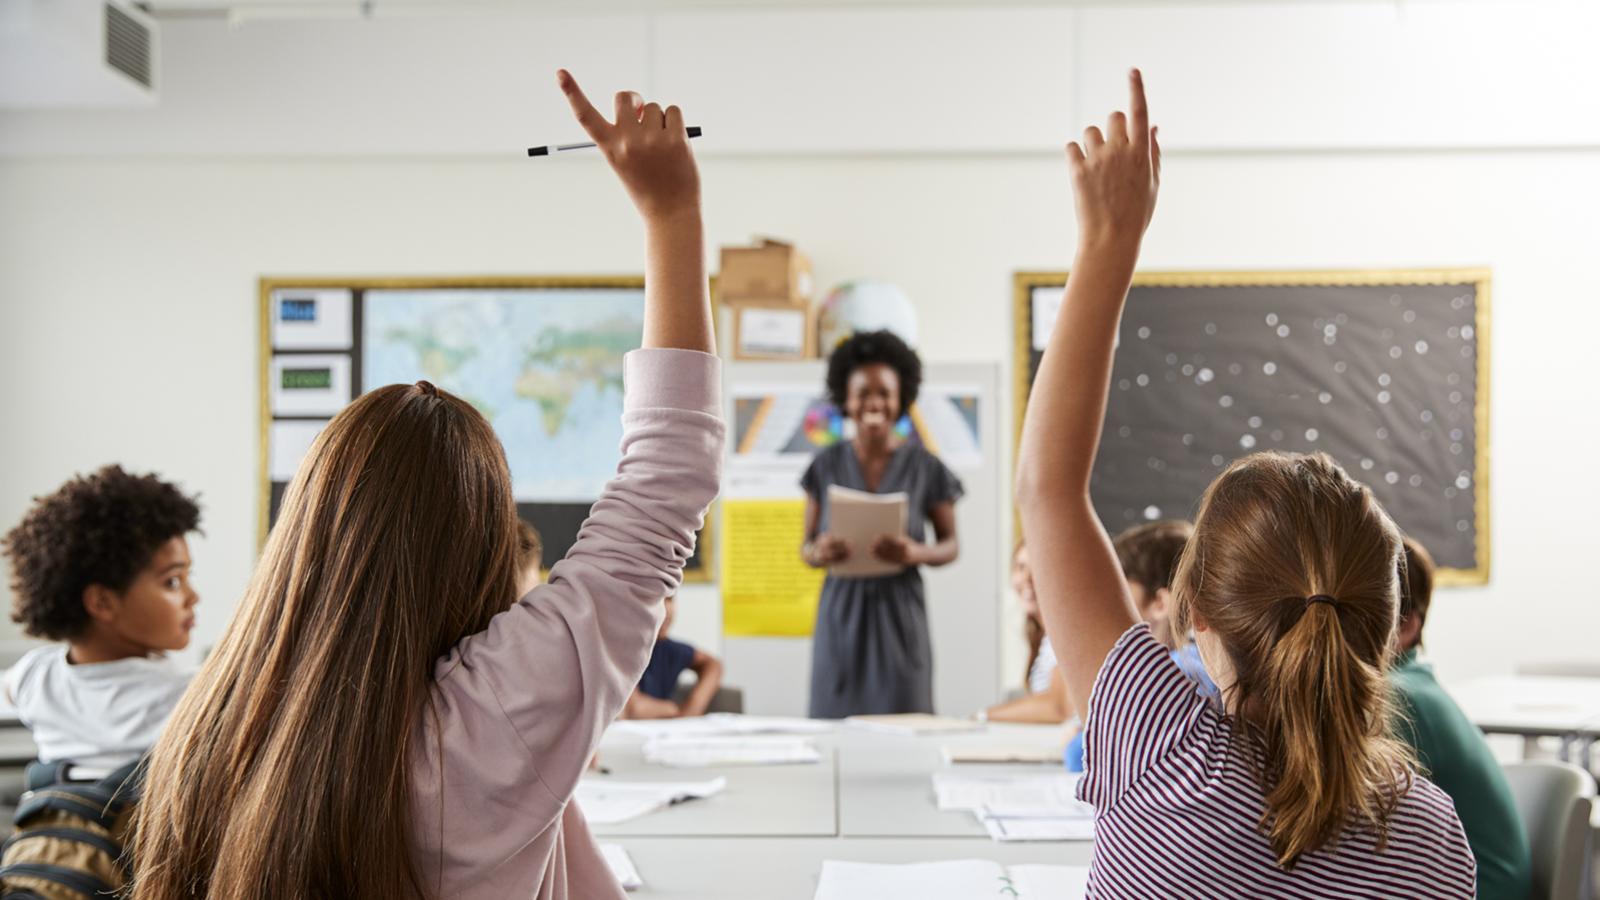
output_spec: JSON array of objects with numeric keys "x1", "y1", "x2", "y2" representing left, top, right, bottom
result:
[{"x1": 3, "y1": 2, "x2": 1598, "y2": 705}]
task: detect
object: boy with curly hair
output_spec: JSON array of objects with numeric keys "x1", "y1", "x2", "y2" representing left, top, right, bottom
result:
[{"x1": 3, "y1": 465, "x2": 201, "y2": 769}]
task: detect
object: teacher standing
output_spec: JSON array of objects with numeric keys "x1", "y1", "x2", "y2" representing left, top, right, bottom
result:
[{"x1": 800, "y1": 330, "x2": 963, "y2": 718}]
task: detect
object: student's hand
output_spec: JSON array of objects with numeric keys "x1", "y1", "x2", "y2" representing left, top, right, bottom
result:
[
  {"x1": 810, "y1": 534, "x2": 850, "y2": 566},
  {"x1": 557, "y1": 69, "x2": 700, "y2": 223},
  {"x1": 870, "y1": 534, "x2": 922, "y2": 567},
  {"x1": 1067, "y1": 69, "x2": 1161, "y2": 253}
]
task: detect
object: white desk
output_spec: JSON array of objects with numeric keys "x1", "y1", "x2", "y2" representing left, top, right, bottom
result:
[
  {"x1": 588, "y1": 722, "x2": 1083, "y2": 896},
  {"x1": 835, "y1": 725, "x2": 1069, "y2": 838},
  {"x1": 616, "y1": 836, "x2": 1093, "y2": 900},
  {"x1": 588, "y1": 730, "x2": 838, "y2": 838},
  {"x1": 1449, "y1": 675, "x2": 1600, "y2": 739}
]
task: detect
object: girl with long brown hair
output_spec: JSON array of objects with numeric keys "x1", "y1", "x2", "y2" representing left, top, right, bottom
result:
[
  {"x1": 127, "y1": 71, "x2": 722, "y2": 900},
  {"x1": 1015, "y1": 70, "x2": 1476, "y2": 896}
]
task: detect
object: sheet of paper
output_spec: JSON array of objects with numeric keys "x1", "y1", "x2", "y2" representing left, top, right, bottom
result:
[
  {"x1": 611, "y1": 713, "x2": 833, "y2": 740},
  {"x1": 932, "y1": 772, "x2": 1081, "y2": 812},
  {"x1": 600, "y1": 843, "x2": 643, "y2": 891},
  {"x1": 642, "y1": 735, "x2": 821, "y2": 767},
  {"x1": 981, "y1": 815, "x2": 1095, "y2": 842},
  {"x1": 1007, "y1": 865, "x2": 1091, "y2": 900},
  {"x1": 814, "y1": 859, "x2": 1006, "y2": 900},
  {"x1": 942, "y1": 743, "x2": 1064, "y2": 765},
  {"x1": 574, "y1": 776, "x2": 727, "y2": 825},
  {"x1": 826, "y1": 485, "x2": 908, "y2": 578},
  {"x1": 846, "y1": 713, "x2": 983, "y2": 737}
]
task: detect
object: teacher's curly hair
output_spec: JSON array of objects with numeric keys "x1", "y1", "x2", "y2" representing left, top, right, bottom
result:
[{"x1": 825, "y1": 329, "x2": 922, "y2": 414}]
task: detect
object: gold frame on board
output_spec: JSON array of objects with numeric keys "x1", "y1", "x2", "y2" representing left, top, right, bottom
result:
[
  {"x1": 1011, "y1": 268, "x2": 1492, "y2": 586},
  {"x1": 258, "y1": 275, "x2": 716, "y2": 583}
]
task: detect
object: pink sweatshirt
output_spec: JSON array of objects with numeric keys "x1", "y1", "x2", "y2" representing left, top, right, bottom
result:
[{"x1": 408, "y1": 348, "x2": 724, "y2": 899}]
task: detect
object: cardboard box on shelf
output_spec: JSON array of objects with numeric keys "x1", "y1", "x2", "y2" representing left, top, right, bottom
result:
[
  {"x1": 718, "y1": 239, "x2": 813, "y2": 304},
  {"x1": 726, "y1": 299, "x2": 816, "y2": 361}
]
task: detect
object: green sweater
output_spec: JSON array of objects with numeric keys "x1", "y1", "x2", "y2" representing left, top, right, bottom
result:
[{"x1": 1391, "y1": 650, "x2": 1532, "y2": 900}]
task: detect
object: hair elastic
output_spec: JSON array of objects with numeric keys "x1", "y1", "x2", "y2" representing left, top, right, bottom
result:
[{"x1": 1304, "y1": 594, "x2": 1338, "y2": 610}]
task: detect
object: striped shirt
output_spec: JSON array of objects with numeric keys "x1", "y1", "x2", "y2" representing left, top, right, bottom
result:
[{"x1": 1078, "y1": 624, "x2": 1476, "y2": 899}]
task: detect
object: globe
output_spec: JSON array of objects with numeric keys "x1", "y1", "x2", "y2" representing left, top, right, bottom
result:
[{"x1": 816, "y1": 280, "x2": 919, "y2": 354}]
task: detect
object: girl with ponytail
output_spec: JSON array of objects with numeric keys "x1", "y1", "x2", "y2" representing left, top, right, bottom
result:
[{"x1": 1015, "y1": 69, "x2": 1476, "y2": 896}]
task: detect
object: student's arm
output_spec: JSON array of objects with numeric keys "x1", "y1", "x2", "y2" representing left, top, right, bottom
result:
[
  {"x1": 986, "y1": 667, "x2": 1074, "y2": 724},
  {"x1": 1015, "y1": 69, "x2": 1161, "y2": 718},
  {"x1": 416, "y1": 74, "x2": 724, "y2": 860},
  {"x1": 559, "y1": 69, "x2": 712, "y2": 356},
  {"x1": 624, "y1": 689, "x2": 683, "y2": 720},
  {"x1": 678, "y1": 649, "x2": 725, "y2": 717},
  {"x1": 872, "y1": 500, "x2": 958, "y2": 568}
]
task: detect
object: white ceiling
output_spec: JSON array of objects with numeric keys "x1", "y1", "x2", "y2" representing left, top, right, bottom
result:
[{"x1": 141, "y1": 0, "x2": 1415, "y2": 17}]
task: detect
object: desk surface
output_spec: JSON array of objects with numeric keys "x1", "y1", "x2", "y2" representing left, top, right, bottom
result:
[
  {"x1": 588, "y1": 722, "x2": 1084, "y2": 895},
  {"x1": 1448, "y1": 674, "x2": 1600, "y2": 737},
  {"x1": 835, "y1": 726, "x2": 1069, "y2": 838},
  {"x1": 589, "y1": 731, "x2": 838, "y2": 838},
  {"x1": 616, "y1": 836, "x2": 1094, "y2": 900}
]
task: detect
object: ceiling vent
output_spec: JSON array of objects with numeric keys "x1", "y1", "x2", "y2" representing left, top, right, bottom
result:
[{"x1": 0, "y1": 0, "x2": 160, "y2": 108}]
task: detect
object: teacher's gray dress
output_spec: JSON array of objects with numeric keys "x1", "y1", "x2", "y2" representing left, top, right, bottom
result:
[{"x1": 801, "y1": 441, "x2": 964, "y2": 719}]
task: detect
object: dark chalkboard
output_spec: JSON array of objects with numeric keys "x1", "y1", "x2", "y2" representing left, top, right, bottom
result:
[{"x1": 1014, "y1": 269, "x2": 1490, "y2": 585}]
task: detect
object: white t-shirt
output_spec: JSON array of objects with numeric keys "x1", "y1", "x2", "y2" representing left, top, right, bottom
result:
[
  {"x1": 4, "y1": 646, "x2": 193, "y2": 768},
  {"x1": 1027, "y1": 637, "x2": 1058, "y2": 695}
]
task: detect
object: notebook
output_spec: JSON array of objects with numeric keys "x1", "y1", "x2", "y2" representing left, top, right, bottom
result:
[
  {"x1": 825, "y1": 485, "x2": 909, "y2": 578},
  {"x1": 814, "y1": 860, "x2": 1089, "y2": 900},
  {"x1": 942, "y1": 742, "x2": 1065, "y2": 764}
]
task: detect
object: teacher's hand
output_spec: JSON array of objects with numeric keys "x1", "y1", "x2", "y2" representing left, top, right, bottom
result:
[
  {"x1": 870, "y1": 535, "x2": 922, "y2": 567},
  {"x1": 810, "y1": 534, "x2": 850, "y2": 567}
]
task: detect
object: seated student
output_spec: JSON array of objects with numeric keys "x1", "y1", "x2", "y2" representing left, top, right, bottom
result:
[
  {"x1": 1112, "y1": 519, "x2": 1218, "y2": 700},
  {"x1": 128, "y1": 73, "x2": 723, "y2": 899},
  {"x1": 1016, "y1": 70, "x2": 1474, "y2": 894},
  {"x1": 1391, "y1": 536, "x2": 1532, "y2": 900},
  {"x1": 1061, "y1": 520, "x2": 1217, "y2": 770},
  {"x1": 624, "y1": 594, "x2": 725, "y2": 719},
  {"x1": 515, "y1": 519, "x2": 543, "y2": 595},
  {"x1": 982, "y1": 542, "x2": 1072, "y2": 723},
  {"x1": 1, "y1": 465, "x2": 201, "y2": 771}
]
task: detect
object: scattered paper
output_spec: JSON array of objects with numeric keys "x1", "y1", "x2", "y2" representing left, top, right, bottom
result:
[
  {"x1": 846, "y1": 714, "x2": 983, "y2": 737},
  {"x1": 600, "y1": 844, "x2": 643, "y2": 891},
  {"x1": 932, "y1": 772, "x2": 1082, "y2": 813},
  {"x1": 575, "y1": 776, "x2": 727, "y2": 825},
  {"x1": 826, "y1": 486, "x2": 908, "y2": 578},
  {"x1": 642, "y1": 735, "x2": 821, "y2": 767}
]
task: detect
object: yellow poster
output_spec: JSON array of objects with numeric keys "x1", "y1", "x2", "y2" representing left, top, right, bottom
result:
[{"x1": 721, "y1": 499, "x2": 825, "y2": 636}]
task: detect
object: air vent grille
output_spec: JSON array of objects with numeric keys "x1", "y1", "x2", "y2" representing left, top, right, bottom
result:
[{"x1": 104, "y1": 3, "x2": 152, "y2": 89}]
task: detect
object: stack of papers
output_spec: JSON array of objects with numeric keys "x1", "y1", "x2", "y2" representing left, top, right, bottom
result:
[
  {"x1": 846, "y1": 713, "x2": 983, "y2": 737},
  {"x1": 826, "y1": 485, "x2": 909, "y2": 578},
  {"x1": 814, "y1": 860, "x2": 1089, "y2": 900},
  {"x1": 642, "y1": 735, "x2": 821, "y2": 767},
  {"x1": 932, "y1": 772, "x2": 1094, "y2": 842},
  {"x1": 599, "y1": 844, "x2": 643, "y2": 891},
  {"x1": 942, "y1": 743, "x2": 1065, "y2": 765},
  {"x1": 575, "y1": 776, "x2": 727, "y2": 825},
  {"x1": 611, "y1": 714, "x2": 833, "y2": 740}
]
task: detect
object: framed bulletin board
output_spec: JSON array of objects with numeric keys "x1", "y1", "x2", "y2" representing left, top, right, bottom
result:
[
  {"x1": 1014, "y1": 269, "x2": 1491, "y2": 585},
  {"x1": 259, "y1": 276, "x2": 713, "y2": 582}
]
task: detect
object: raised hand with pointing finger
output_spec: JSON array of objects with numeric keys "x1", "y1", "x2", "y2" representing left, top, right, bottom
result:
[
  {"x1": 1066, "y1": 68, "x2": 1161, "y2": 254},
  {"x1": 557, "y1": 69, "x2": 700, "y2": 224},
  {"x1": 555, "y1": 68, "x2": 712, "y2": 355}
]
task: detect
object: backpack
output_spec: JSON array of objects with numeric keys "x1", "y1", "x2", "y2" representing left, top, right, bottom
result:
[{"x1": 0, "y1": 758, "x2": 145, "y2": 899}]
